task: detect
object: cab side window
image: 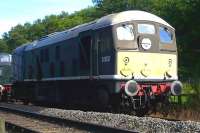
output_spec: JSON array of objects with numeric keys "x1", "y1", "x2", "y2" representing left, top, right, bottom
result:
[
  {"x1": 98, "y1": 30, "x2": 113, "y2": 54},
  {"x1": 80, "y1": 35, "x2": 92, "y2": 70},
  {"x1": 115, "y1": 24, "x2": 137, "y2": 50},
  {"x1": 159, "y1": 27, "x2": 173, "y2": 44},
  {"x1": 159, "y1": 26, "x2": 176, "y2": 51},
  {"x1": 117, "y1": 24, "x2": 134, "y2": 40}
]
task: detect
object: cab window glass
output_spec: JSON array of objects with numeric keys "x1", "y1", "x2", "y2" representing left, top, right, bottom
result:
[
  {"x1": 98, "y1": 30, "x2": 113, "y2": 53},
  {"x1": 116, "y1": 24, "x2": 134, "y2": 40},
  {"x1": 159, "y1": 27, "x2": 173, "y2": 44},
  {"x1": 0, "y1": 55, "x2": 10, "y2": 63},
  {"x1": 138, "y1": 24, "x2": 155, "y2": 34}
]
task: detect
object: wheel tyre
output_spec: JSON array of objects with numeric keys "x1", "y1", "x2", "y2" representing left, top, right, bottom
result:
[
  {"x1": 135, "y1": 107, "x2": 149, "y2": 116},
  {"x1": 0, "y1": 93, "x2": 2, "y2": 102},
  {"x1": 23, "y1": 99, "x2": 29, "y2": 105},
  {"x1": 2, "y1": 92, "x2": 8, "y2": 102},
  {"x1": 95, "y1": 89, "x2": 109, "y2": 111},
  {"x1": 110, "y1": 94, "x2": 121, "y2": 113}
]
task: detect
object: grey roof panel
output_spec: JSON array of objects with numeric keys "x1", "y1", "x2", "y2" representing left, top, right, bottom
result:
[{"x1": 23, "y1": 10, "x2": 174, "y2": 51}]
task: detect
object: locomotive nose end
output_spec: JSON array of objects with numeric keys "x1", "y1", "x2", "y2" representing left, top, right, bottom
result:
[
  {"x1": 125, "y1": 80, "x2": 139, "y2": 96},
  {"x1": 170, "y1": 80, "x2": 182, "y2": 96}
]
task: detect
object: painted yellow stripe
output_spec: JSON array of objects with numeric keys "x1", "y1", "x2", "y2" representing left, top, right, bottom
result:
[{"x1": 117, "y1": 52, "x2": 177, "y2": 80}]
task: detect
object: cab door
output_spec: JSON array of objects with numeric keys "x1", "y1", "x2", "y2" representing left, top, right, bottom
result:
[
  {"x1": 97, "y1": 28, "x2": 115, "y2": 76},
  {"x1": 92, "y1": 32, "x2": 99, "y2": 76},
  {"x1": 79, "y1": 30, "x2": 95, "y2": 77}
]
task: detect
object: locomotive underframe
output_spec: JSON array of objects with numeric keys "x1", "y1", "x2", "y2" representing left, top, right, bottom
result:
[
  {"x1": 119, "y1": 81, "x2": 172, "y2": 111},
  {"x1": 12, "y1": 79, "x2": 173, "y2": 111}
]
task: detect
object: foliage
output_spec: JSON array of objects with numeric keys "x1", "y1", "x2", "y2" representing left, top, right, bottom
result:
[
  {"x1": 167, "y1": 80, "x2": 200, "y2": 112},
  {"x1": 179, "y1": 81, "x2": 200, "y2": 109},
  {"x1": 0, "y1": 39, "x2": 8, "y2": 52}
]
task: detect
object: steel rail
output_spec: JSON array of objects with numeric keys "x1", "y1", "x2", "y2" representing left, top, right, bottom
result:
[
  {"x1": 0, "y1": 105, "x2": 138, "y2": 133},
  {"x1": 148, "y1": 115, "x2": 181, "y2": 122},
  {"x1": 5, "y1": 122, "x2": 39, "y2": 133}
]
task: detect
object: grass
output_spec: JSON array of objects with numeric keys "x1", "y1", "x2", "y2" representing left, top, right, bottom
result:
[
  {"x1": 170, "y1": 80, "x2": 200, "y2": 109},
  {"x1": 153, "y1": 80, "x2": 200, "y2": 121}
]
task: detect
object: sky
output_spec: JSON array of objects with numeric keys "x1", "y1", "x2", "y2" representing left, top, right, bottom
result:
[{"x1": 0, "y1": 0, "x2": 93, "y2": 37}]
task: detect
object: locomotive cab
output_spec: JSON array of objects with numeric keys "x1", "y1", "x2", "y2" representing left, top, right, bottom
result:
[
  {"x1": 109, "y1": 12, "x2": 182, "y2": 110},
  {"x1": 90, "y1": 11, "x2": 182, "y2": 110}
]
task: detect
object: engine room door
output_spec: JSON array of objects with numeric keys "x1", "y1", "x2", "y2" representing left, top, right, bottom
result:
[{"x1": 79, "y1": 30, "x2": 97, "y2": 77}]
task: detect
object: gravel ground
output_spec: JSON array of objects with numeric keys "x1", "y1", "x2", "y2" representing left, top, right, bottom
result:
[
  {"x1": 38, "y1": 108, "x2": 200, "y2": 133},
  {"x1": 1, "y1": 103, "x2": 200, "y2": 133}
]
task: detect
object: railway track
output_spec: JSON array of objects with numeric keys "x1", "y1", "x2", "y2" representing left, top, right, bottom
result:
[
  {"x1": 0, "y1": 107, "x2": 77, "y2": 133},
  {"x1": 148, "y1": 115, "x2": 181, "y2": 122},
  {"x1": 6, "y1": 122, "x2": 38, "y2": 133},
  {"x1": 0, "y1": 103, "x2": 138, "y2": 133}
]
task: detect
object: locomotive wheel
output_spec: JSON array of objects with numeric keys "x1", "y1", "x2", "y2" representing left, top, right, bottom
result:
[
  {"x1": 23, "y1": 99, "x2": 29, "y2": 105},
  {"x1": 0, "y1": 93, "x2": 2, "y2": 102},
  {"x1": 0, "y1": 92, "x2": 8, "y2": 102},
  {"x1": 1, "y1": 93, "x2": 8, "y2": 102},
  {"x1": 95, "y1": 89, "x2": 109, "y2": 111},
  {"x1": 110, "y1": 94, "x2": 121, "y2": 113},
  {"x1": 134, "y1": 106, "x2": 149, "y2": 116},
  {"x1": 0, "y1": 85, "x2": 4, "y2": 102}
]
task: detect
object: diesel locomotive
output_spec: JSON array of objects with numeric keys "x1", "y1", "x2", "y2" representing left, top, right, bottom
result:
[
  {"x1": 0, "y1": 53, "x2": 12, "y2": 101},
  {"x1": 12, "y1": 10, "x2": 182, "y2": 112}
]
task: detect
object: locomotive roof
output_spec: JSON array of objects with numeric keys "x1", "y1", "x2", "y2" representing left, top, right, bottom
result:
[
  {"x1": 95, "y1": 10, "x2": 173, "y2": 29},
  {"x1": 0, "y1": 53, "x2": 11, "y2": 56},
  {"x1": 22, "y1": 10, "x2": 174, "y2": 51},
  {"x1": 12, "y1": 43, "x2": 29, "y2": 55}
]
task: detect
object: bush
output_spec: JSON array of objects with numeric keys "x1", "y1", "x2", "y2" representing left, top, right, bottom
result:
[{"x1": 170, "y1": 80, "x2": 200, "y2": 110}]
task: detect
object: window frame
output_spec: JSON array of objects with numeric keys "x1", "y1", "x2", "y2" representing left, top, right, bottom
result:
[
  {"x1": 138, "y1": 23, "x2": 156, "y2": 35},
  {"x1": 79, "y1": 35, "x2": 92, "y2": 70},
  {"x1": 116, "y1": 24, "x2": 135, "y2": 41},
  {"x1": 158, "y1": 25, "x2": 177, "y2": 52},
  {"x1": 98, "y1": 29, "x2": 114, "y2": 53},
  {"x1": 113, "y1": 23, "x2": 138, "y2": 50},
  {"x1": 159, "y1": 26, "x2": 173, "y2": 44}
]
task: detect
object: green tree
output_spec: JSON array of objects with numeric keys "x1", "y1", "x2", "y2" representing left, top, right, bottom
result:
[
  {"x1": 0, "y1": 39, "x2": 8, "y2": 52},
  {"x1": 4, "y1": 24, "x2": 29, "y2": 52}
]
